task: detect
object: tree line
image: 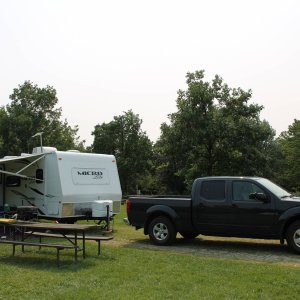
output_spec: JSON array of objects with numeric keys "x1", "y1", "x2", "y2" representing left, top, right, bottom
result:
[{"x1": 0, "y1": 71, "x2": 299, "y2": 195}]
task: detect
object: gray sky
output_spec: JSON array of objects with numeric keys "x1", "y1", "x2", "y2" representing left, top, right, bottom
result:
[{"x1": 1, "y1": 0, "x2": 299, "y2": 146}]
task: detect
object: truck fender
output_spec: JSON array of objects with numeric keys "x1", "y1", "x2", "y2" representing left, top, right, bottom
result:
[
  {"x1": 144, "y1": 205, "x2": 179, "y2": 235},
  {"x1": 278, "y1": 207, "x2": 300, "y2": 238}
]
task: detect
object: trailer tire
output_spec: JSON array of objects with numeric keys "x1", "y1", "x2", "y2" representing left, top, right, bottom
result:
[
  {"x1": 286, "y1": 221, "x2": 300, "y2": 254},
  {"x1": 149, "y1": 216, "x2": 176, "y2": 246}
]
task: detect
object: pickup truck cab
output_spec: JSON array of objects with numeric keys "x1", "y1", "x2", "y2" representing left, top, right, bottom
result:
[{"x1": 126, "y1": 177, "x2": 300, "y2": 253}]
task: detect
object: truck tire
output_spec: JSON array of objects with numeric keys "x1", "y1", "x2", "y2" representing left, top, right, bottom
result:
[
  {"x1": 286, "y1": 221, "x2": 300, "y2": 254},
  {"x1": 179, "y1": 231, "x2": 198, "y2": 239},
  {"x1": 148, "y1": 216, "x2": 176, "y2": 246}
]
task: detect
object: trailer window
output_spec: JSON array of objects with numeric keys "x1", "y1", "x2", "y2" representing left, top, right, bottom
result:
[
  {"x1": 6, "y1": 176, "x2": 21, "y2": 187},
  {"x1": 36, "y1": 169, "x2": 43, "y2": 184},
  {"x1": 200, "y1": 181, "x2": 225, "y2": 201}
]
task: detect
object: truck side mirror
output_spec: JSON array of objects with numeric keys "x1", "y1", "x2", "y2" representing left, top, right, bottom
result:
[{"x1": 249, "y1": 192, "x2": 268, "y2": 202}]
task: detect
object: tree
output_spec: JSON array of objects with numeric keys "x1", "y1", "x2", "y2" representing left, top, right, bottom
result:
[
  {"x1": 0, "y1": 81, "x2": 85, "y2": 157},
  {"x1": 92, "y1": 110, "x2": 153, "y2": 195},
  {"x1": 155, "y1": 70, "x2": 276, "y2": 193},
  {"x1": 276, "y1": 119, "x2": 300, "y2": 192}
]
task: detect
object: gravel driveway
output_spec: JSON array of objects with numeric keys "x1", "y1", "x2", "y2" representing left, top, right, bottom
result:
[{"x1": 114, "y1": 235, "x2": 300, "y2": 266}]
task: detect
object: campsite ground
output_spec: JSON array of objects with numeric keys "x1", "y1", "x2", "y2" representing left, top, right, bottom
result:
[
  {"x1": 113, "y1": 205, "x2": 300, "y2": 267},
  {"x1": 0, "y1": 206, "x2": 300, "y2": 299}
]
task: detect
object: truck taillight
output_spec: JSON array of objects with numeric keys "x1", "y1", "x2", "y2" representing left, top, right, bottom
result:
[{"x1": 126, "y1": 199, "x2": 132, "y2": 214}]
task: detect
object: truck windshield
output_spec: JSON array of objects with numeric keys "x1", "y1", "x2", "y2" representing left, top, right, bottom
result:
[{"x1": 255, "y1": 178, "x2": 291, "y2": 198}]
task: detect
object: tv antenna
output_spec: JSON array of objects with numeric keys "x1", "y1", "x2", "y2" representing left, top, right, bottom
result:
[{"x1": 32, "y1": 132, "x2": 43, "y2": 153}]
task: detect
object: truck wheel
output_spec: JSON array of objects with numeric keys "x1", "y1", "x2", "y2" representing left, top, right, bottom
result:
[
  {"x1": 179, "y1": 231, "x2": 198, "y2": 239},
  {"x1": 286, "y1": 221, "x2": 300, "y2": 254},
  {"x1": 149, "y1": 216, "x2": 176, "y2": 246}
]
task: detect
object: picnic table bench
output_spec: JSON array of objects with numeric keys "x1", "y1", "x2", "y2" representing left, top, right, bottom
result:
[
  {"x1": 26, "y1": 231, "x2": 113, "y2": 256},
  {"x1": 0, "y1": 239, "x2": 75, "y2": 266}
]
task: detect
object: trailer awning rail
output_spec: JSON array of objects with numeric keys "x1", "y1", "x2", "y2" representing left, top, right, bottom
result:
[{"x1": 0, "y1": 154, "x2": 45, "y2": 181}]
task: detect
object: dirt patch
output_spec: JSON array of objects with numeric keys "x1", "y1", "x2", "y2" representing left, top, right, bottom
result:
[{"x1": 109, "y1": 234, "x2": 300, "y2": 267}]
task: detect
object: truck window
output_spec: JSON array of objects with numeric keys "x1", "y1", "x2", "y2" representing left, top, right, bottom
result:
[
  {"x1": 200, "y1": 181, "x2": 225, "y2": 201},
  {"x1": 232, "y1": 181, "x2": 264, "y2": 201}
]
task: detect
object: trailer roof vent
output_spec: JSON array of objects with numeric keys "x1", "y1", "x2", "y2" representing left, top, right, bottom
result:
[
  {"x1": 21, "y1": 153, "x2": 32, "y2": 157},
  {"x1": 32, "y1": 147, "x2": 57, "y2": 154},
  {"x1": 67, "y1": 150, "x2": 80, "y2": 153}
]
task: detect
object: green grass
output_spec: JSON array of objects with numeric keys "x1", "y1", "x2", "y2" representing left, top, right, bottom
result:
[{"x1": 1, "y1": 207, "x2": 300, "y2": 299}]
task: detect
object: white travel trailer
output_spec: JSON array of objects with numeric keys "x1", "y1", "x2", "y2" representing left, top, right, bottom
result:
[{"x1": 0, "y1": 147, "x2": 122, "y2": 222}]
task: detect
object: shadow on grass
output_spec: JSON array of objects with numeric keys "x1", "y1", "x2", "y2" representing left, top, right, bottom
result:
[
  {"x1": 0, "y1": 248, "x2": 115, "y2": 271},
  {"x1": 123, "y1": 236, "x2": 300, "y2": 264},
  {"x1": 177, "y1": 237, "x2": 287, "y2": 252}
]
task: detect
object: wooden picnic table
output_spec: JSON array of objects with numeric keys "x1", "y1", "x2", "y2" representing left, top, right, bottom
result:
[{"x1": 0, "y1": 221, "x2": 112, "y2": 266}]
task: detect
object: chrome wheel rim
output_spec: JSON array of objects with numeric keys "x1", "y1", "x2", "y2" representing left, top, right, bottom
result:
[
  {"x1": 293, "y1": 229, "x2": 300, "y2": 248},
  {"x1": 153, "y1": 223, "x2": 168, "y2": 241}
]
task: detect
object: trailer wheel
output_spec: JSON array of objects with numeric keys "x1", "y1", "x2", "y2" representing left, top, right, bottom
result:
[
  {"x1": 149, "y1": 216, "x2": 176, "y2": 246},
  {"x1": 286, "y1": 221, "x2": 300, "y2": 254}
]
